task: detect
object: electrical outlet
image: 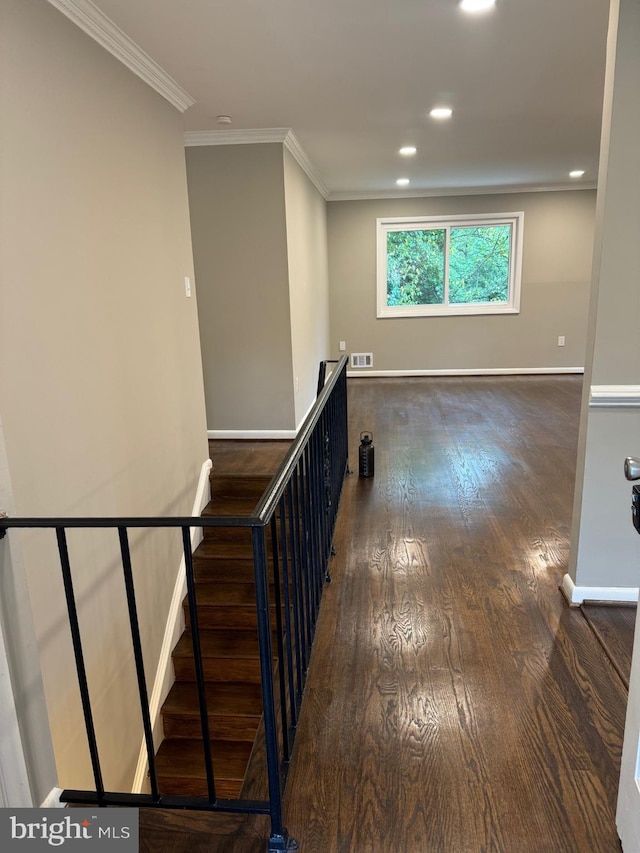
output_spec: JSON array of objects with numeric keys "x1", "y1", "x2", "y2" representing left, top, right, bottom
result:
[
  {"x1": 558, "y1": 335, "x2": 565, "y2": 347},
  {"x1": 339, "y1": 341, "x2": 346, "y2": 352}
]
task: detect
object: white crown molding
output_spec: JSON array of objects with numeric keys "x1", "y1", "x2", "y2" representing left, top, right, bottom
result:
[
  {"x1": 589, "y1": 385, "x2": 640, "y2": 408},
  {"x1": 328, "y1": 182, "x2": 597, "y2": 202},
  {"x1": 184, "y1": 128, "x2": 291, "y2": 147},
  {"x1": 184, "y1": 128, "x2": 329, "y2": 199},
  {"x1": 283, "y1": 131, "x2": 329, "y2": 199},
  {"x1": 46, "y1": 0, "x2": 195, "y2": 112}
]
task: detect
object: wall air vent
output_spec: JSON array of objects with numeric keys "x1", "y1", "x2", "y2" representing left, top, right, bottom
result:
[{"x1": 350, "y1": 353, "x2": 373, "y2": 368}]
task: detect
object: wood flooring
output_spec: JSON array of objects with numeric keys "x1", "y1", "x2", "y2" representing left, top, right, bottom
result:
[
  {"x1": 140, "y1": 377, "x2": 632, "y2": 852},
  {"x1": 581, "y1": 603, "x2": 636, "y2": 690}
]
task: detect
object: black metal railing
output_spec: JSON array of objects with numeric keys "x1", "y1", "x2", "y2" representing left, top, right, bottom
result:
[
  {"x1": 0, "y1": 355, "x2": 349, "y2": 853},
  {"x1": 316, "y1": 359, "x2": 339, "y2": 397}
]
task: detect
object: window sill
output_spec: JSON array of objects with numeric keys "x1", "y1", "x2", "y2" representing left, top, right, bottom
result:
[{"x1": 377, "y1": 304, "x2": 520, "y2": 319}]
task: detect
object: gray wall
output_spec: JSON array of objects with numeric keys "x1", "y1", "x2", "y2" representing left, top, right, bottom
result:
[
  {"x1": 186, "y1": 144, "x2": 295, "y2": 432},
  {"x1": 0, "y1": 416, "x2": 56, "y2": 806},
  {"x1": 0, "y1": 0, "x2": 209, "y2": 793},
  {"x1": 327, "y1": 191, "x2": 596, "y2": 371},
  {"x1": 283, "y1": 149, "x2": 331, "y2": 425}
]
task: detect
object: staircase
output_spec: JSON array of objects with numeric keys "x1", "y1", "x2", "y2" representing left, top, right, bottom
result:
[
  {"x1": 155, "y1": 471, "x2": 275, "y2": 798},
  {"x1": 0, "y1": 361, "x2": 347, "y2": 853}
]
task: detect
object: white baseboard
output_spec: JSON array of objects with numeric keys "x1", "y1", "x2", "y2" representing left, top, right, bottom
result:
[
  {"x1": 208, "y1": 429, "x2": 297, "y2": 440},
  {"x1": 40, "y1": 787, "x2": 64, "y2": 808},
  {"x1": 561, "y1": 573, "x2": 639, "y2": 606},
  {"x1": 207, "y1": 394, "x2": 319, "y2": 441},
  {"x1": 347, "y1": 367, "x2": 585, "y2": 378},
  {"x1": 131, "y1": 459, "x2": 212, "y2": 794}
]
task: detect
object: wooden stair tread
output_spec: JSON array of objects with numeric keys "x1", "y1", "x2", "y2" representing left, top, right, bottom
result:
[
  {"x1": 193, "y1": 538, "x2": 257, "y2": 560},
  {"x1": 156, "y1": 738, "x2": 252, "y2": 781},
  {"x1": 156, "y1": 777, "x2": 242, "y2": 799},
  {"x1": 189, "y1": 582, "x2": 273, "y2": 606},
  {"x1": 163, "y1": 682, "x2": 263, "y2": 718},
  {"x1": 200, "y1": 524, "x2": 271, "y2": 545},
  {"x1": 183, "y1": 583, "x2": 279, "y2": 631},
  {"x1": 194, "y1": 539, "x2": 256, "y2": 560},
  {"x1": 209, "y1": 474, "x2": 273, "y2": 500},
  {"x1": 183, "y1": 609, "x2": 272, "y2": 630},
  {"x1": 161, "y1": 681, "x2": 263, "y2": 741},
  {"x1": 201, "y1": 497, "x2": 259, "y2": 518},
  {"x1": 172, "y1": 629, "x2": 273, "y2": 682},
  {"x1": 193, "y1": 561, "x2": 256, "y2": 585},
  {"x1": 173, "y1": 629, "x2": 261, "y2": 660}
]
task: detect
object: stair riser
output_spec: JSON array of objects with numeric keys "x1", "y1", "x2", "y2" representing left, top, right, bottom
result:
[
  {"x1": 162, "y1": 715, "x2": 261, "y2": 742},
  {"x1": 193, "y1": 560, "x2": 256, "y2": 583},
  {"x1": 184, "y1": 605, "x2": 277, "y2": 630},
  {"x1": 172, "y1": 658, "x2": 264, "y2": 683},
  {"x1": 201, "y1": 529, "x2": 279, "y2": 551},
  {"x1": 210, "y1": 475, "x2": 273, "y2": 501},
  {"x1": 192, "y1": 558, "x2": 280, "y2": 584},
  {"x1": 157, "y1": 776, "x2": 242, "y2": 799},
  {"x1": 202, "y1": 527, "x2": 255, "y2": 544}
]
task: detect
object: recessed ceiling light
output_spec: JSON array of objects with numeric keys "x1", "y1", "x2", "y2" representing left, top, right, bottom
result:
[
  {"x1": 459, "y1": 0, "x2": 496, "y2": 12},
  {"x1": 399, "y1": 146, "x2": 417, "y2": 156},
  {"x1": 569, "y1": 169, "x2": 585, "y2": 178},
  {"x1": 216, "y1": 115, "x2": 232, "y2": 125},
  {"x1": 430, "y1": 107, "x2": 453, "y2": 120},
  {"x1": 396, "y1": 178, "x2": 411, "y2": 186}
]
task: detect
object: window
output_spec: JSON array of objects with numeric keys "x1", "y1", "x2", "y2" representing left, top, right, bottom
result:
[{"x1": 376, "y1": 212, "x2": 524, "y2": 318}]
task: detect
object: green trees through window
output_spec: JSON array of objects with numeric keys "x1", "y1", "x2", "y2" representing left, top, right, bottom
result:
[
  {"x1": 378, "y1": 213, "x2": 523, "y2": 317},
  {"x1": 387, "y1": 229, "x2": 445, "y2": 306},
  {"x1": 449, "y1": 225, "x2": 510, "y2": 304},
  {"x1": 387, "y1": 224, "x2": 511, "y2": 307}
]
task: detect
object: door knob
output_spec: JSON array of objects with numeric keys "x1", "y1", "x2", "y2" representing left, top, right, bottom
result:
[{"x1": 624, "y1": 457, "x2": 640, "y2": 481}]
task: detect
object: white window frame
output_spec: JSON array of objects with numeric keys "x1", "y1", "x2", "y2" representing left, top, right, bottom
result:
[{"x1": 376, "y1": 211, "x2": 524, "y2": 318}]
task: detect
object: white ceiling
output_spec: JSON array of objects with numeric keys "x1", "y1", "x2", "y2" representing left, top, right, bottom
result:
[{"x1": 91, "y1": 0, "x2": 610, "y2": 199}]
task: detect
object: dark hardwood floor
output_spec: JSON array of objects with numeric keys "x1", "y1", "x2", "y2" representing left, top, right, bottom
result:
[
  {"x1": 581, "y1": 603, "x2": 637, "y2": 691},
  {"x1": 141, "y1": 376, "x2": 633, "y2": 852}
]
